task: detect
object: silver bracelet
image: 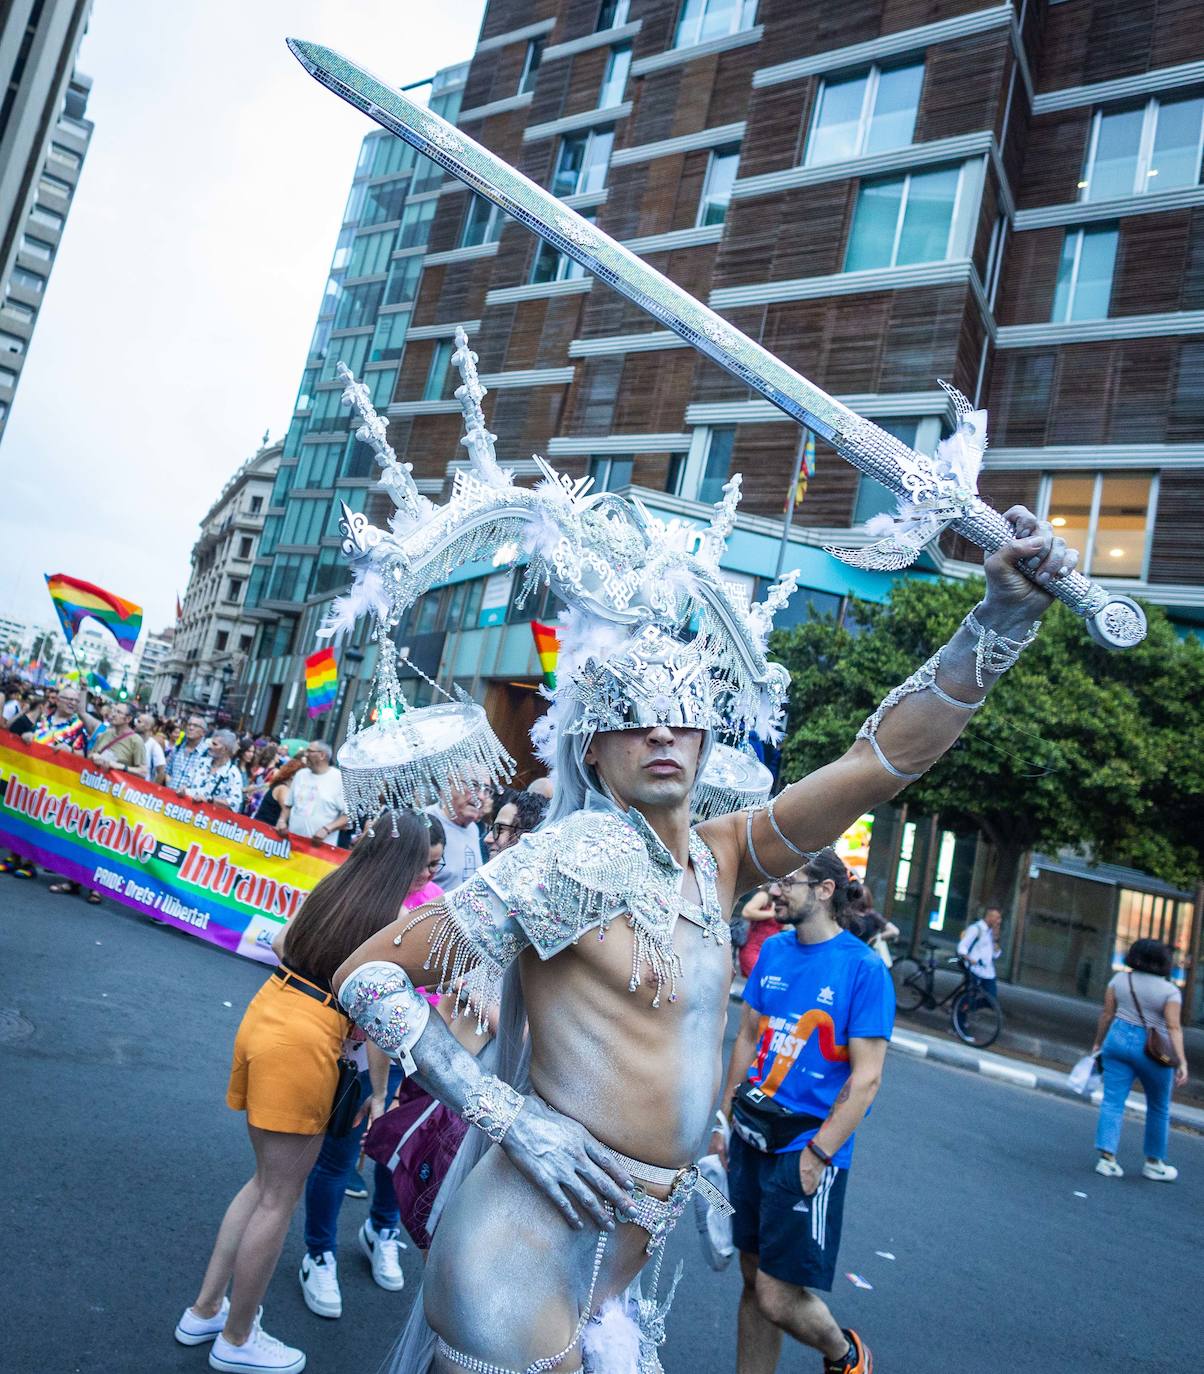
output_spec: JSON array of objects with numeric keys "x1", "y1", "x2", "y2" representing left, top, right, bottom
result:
[
  {"x1": 963, "y1": 607, "x2": 1040, "y2": 690},
  {"x1": 463, "y1": 1074, "x2": 524, "y2": 1145}
]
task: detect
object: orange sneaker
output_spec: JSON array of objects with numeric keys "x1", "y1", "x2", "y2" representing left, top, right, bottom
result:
[{"x1": 825, "y1": 1329, "x2": 872, "y2": 1373}]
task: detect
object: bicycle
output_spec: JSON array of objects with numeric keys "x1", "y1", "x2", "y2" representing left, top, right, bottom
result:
[{"x1": 890, "y1": 944, "x2": 1003, "y2": 1048}]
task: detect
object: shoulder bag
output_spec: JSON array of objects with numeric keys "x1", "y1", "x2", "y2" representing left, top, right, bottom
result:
[{"x1": 1128, "y1": 972, "x2": 1178, "y2": 1068}]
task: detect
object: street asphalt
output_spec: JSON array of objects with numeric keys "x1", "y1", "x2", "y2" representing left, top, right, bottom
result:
[{"x1": 2, "y1": 877, "x2": 1200, "y2": 1374}]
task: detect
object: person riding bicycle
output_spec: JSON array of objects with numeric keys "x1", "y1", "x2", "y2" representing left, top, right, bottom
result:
[{"x1": 957, "y1": 907, "x2": 1003, "y2": 1001}]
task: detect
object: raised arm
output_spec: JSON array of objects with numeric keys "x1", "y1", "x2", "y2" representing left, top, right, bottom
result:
[{"x1": 707, "y1": 507, "x2": 1073, "y2": 890}]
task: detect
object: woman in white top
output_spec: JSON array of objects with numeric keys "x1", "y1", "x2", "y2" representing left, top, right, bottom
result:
[{"x1": 1090, "y1": 938, "x2": 1188, "y2": 1182}]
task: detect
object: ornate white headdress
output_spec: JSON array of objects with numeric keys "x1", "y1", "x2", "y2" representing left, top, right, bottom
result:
[{"x1": 324, "y1": 329, "x2": 797, "y2": 818}]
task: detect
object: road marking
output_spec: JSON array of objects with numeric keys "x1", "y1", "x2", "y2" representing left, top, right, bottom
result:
[{"x1": 979, "y1": 1059, "x2": 1038, "y2": 1087}]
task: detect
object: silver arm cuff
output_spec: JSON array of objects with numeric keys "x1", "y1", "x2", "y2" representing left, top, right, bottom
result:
[
  {"x1": 338, "y1": 960, "x2": 432, "y2": 1074},
  {"x1": 963, "y1": 607, "x2": 1040, "y2": 689},
  {"x1": 857, "y1": 649, "x2": 982, "y2": 781},
  {"x1": 462, "y1": 1074, "x2": 524, "y2": 1144}
]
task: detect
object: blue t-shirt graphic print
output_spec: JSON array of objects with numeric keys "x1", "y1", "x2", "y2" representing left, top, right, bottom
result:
[{"x1": 743, "y1": 929, "x2": 895, "y2": 1167}]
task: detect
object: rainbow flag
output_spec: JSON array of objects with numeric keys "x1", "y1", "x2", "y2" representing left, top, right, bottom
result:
[
  {"x1": 530, "y1": 620, "x2": 559, "y2": 689},
  {"x1": 45, "y1": 573, "x2": 143, "y2": 653},
  {"x1": 305, "y1": 647, "x2": 337, "y2": 717}
]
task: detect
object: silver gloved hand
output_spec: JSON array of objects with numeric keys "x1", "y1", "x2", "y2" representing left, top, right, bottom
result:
[{"x1": 500, "y1": 1094, "x2": 636, "y2": 1232}]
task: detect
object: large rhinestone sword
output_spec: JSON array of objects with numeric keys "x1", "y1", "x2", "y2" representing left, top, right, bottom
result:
[{"x1": 287, "y1": 39, "x2": 1146, "y2": 650}]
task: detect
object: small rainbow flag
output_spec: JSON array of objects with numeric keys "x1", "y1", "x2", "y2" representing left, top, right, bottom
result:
[
  {"x1": 45, "y1": 573, "x2": 143, "y2": 653},
  {"x1": 530, "y1": 620, "x2": 559, "y2": 689},
  {"x1": 305, "y1": 647, "x2": 338, "y2": 718}
]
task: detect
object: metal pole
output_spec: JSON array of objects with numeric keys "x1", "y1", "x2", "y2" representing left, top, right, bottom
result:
[{"x1": 775, "y1": 429, "x2": 808, "y2": 582}]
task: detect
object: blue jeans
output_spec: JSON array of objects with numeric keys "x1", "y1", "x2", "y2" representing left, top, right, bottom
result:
[
  {"x1": 972, "y1": 974, "x2": 998, "y2": 1002},
  {"x1": 304, "y1": 1066, "x2": 402, "y2": 1257},
  {"x1": 1094, "y1": 1019, "x2": 1174, "y2": 1161}
]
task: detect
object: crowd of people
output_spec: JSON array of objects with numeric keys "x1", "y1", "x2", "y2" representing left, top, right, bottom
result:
[{"x1": 6, "y1": 680, "x2": 1188, "y2": 1374}]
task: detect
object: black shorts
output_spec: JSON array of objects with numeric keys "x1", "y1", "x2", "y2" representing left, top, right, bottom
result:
[{"x1": 727, "y1": 1132, "x2": 848, "y2": 1291}]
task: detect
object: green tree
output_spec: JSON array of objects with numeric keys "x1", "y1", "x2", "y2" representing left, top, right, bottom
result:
[
  {"x1": 96, "y1": 654, "x2": 112, "y2": 681},
  {"x1": 773, "y1": 578, "x2": 1204, "y2": 909}
]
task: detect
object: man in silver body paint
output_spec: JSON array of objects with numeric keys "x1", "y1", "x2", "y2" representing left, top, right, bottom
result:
[{"x1": 332, "y1": 508, "x2": 1073, "y2": 1374}]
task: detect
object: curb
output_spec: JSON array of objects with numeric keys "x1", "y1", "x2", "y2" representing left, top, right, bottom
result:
[{"x1": 888, "y1": 1029, "x2": 1204, "y2": 1136}]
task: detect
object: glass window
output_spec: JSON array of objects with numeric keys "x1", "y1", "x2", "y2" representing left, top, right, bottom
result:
[
  {"x1": 445, "y1": 577, "x2": 486, "y2": 631},
  {"x1": 0, "y1": 366, "x2": 17, "y2": 388},
  {"x1": 2, "y1": 299, "x2": 35, "y2": 322},
  {"x1": 342, "y1": 434, "x2": 376, "y2": 478},
  {"x1": 384, "y1": 254, "x2": 423, "y2": 305},
  {"x1": 674, "y1": 0, "x2": 758, "y2": 48},
  {"x1": 1051, "y1": 225, "x2": 1118, "y2": 322},
  {"x1": 250, "y1": 495, "x2": 263, "y2": 513},
  {"x1": 369, "y1": 368, "x2": 397, "y2": 408},
  {"x1": 865, "y1": 64, "x2": 925, "y2": 154},
  {"x1": 11, "y1": 268, "x2": 44, "y2": 293},
  {"x1": 398, "y1": 198, "x2": 436, "y2": 249},
  {"x1": 588, "y1": 455, "x2": 634, "y2": 491},
  {"x1": 347, "y1": 229, "x2": 395, "y2": 277},
  {"x1": 1148, "y1": 94, "x2": 1204, "y2": 190},
  {"x1": 19, "y1": 235, "x2": 53, "y2": 262},
  {"x1": 1081, "y1": 96, "x2": 1204, "y2": 201},
  {"x1": 326, "y1": 332, "x2": 369, "y2": 381},
  {"x1": 1045, "y1": 474, "x2": 1095, "y2": 568},
  {"x1": 698, "y1": 428, "x2": 735, "y2": 503},
  {"x1": 519, "y1": 37, "x2": 545, "y2": 95},
  {"x1": 597, "y1": 0, "x2": 630, "y2": 28},
  {"x1": 0, "y1": 331, "x2": 25, "y2": 354},
  {"x1": 1046, "y1": 471, "x2": 1153, "y2": 578},
  {"x1": 330, "y1": 228, "x2": 354, "y2": 272},
  {"x1": 295, "y1": 367, "x2": 319, "y2": 413},
  {"x1": 362, "y1": 178, "x2": 408, "y2": 226},
  {"x1": 38, "y1": 172, "x2": 72, "y2": 198},
  {"x1": 806, "y1": 63, "x2": 922, "y2": 167},
  {"x1": 531, "y1": 235, "x2": 589, "y2": 283},
  {"x1": 424, "y1": 340, "x2": 457, "y2": 400},
  {"x1": 1092, "y1": 473, "x2": 1153, "y2": 577},
  {"x1": 334, "y1": 280, "x2": 384, "y2": 329},
  {"x1": 371, "y1": 134, "x2": 415, "y2": 179},
  {"x1": 845, "y1": 165, "x2": 960, "y2": 271},
  {"x1": 599, "y1": 44, "x2": 632, "y2": 107},
  {"x1": 697, "y1": 143, "x2": 740, "y2": 226},
  {"x1": 460, "y1": 195, "x2": 503, "y2": 247},
  {"x1": 552, "y1": 130, "x2": 614, "y2": 197},
  {"x1": 369, "y1": 310, "x2": 410, "y2": 362},
  {"x1": 308, "y1": 388, "x2": 347, "y2": 433},
  {"x1": 48, "y1": 142, "x2": 81, "y2": 169},
  {"x1": 29, "y1": 205, "x2": 64, "y2": 231}
]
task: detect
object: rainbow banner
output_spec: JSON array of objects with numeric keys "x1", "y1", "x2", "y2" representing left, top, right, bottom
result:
[
  {"x1": 530, "y1": 620, "x2": 559, "y2": 689},
  {"x1": 305, "y1": 647, "x2": 337, "y2": 718},
  {"x1": 45, "y1": 573, "x2": 143, "y2": 653},
  {"x1": 0, "y1": 737, "x2": 344, "y2": 961}
]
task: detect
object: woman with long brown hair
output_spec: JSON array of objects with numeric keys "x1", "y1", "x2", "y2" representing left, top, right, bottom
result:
[{"x1": 175, "y1": 809, "x2": 434, "y2": 1374}]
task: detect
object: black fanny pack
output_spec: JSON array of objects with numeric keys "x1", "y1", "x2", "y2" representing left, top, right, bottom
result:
[{"x1": 732, "y1": 1081, "x2": 824, "y2": 1153}]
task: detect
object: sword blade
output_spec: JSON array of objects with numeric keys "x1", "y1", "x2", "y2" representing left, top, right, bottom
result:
[{"x1": 286, "y1": 39, "x2": 1145, "y2": 649}]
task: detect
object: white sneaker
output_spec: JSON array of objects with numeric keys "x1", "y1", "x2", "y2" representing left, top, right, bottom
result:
[
  {"x1": 175, "y1": 1296, "x2": 230, "y2": 1345},
  {"x1": 298, "y1": 1250, "x2": 342, "y2": 1318},
  {"x1": 359, "y1": 1218, "x2": 406, "y2": 1291},
  {"x1": 1095, "y1": 1156, "x2": 1124, "y2": 1177},
  {"x1": 1142, "y1": 1159, "x2": 1178, "y2": 1181},
  {"x1": 209, "y1": 1319, "x2": 305, "y2": 1373}
]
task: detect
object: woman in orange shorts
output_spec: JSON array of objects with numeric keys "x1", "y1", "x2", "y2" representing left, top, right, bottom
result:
[{"x1": 174, "y1": 810, "x2": 434, "y2": 1374}]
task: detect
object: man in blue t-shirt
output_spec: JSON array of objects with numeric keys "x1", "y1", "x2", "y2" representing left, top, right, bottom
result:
[{"x1": 712, "y1": 848, "x2": 895, "y2": 1374}]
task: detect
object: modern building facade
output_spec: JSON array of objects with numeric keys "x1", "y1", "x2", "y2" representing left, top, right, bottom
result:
[
  {"x1": 153, "y1": 442, "x2": 281, "y2": 715},
  {"x1": 0, "y1": 0, "x2": 93, "y2": 446},
  {"x1": 245, "y1": 0, "x2": 1204, "y2": 1012}
]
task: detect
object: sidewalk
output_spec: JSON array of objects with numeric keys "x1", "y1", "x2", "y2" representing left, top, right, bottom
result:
[
  {"x1": 728, "y1": 973, "x2": 1204, "y2": 1133},
  {"x1": 888, "y1": 1021, "x2": 1204, "y2": 1136},
  {"x1": 895, "y1": 974, "x2": 1204, "y2": 1104}
]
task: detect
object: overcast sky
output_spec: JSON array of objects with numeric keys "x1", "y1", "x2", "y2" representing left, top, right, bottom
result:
[{"x1": 0, "y1": 0, "x2": 485, "y2": 636}]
